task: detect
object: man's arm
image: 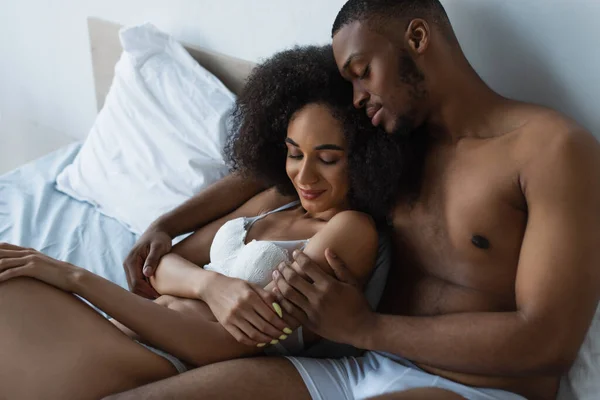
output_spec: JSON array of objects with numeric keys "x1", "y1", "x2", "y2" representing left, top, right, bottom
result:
[
  {"x1": 123, "y1": 173, "x2": 266, "y2": 297},
  {"x1": 152, "y1": 173, "x2": 267, "y2": 238},
  {"x1": 275, "y1": 127, "x2": 600, "y2": 377}
]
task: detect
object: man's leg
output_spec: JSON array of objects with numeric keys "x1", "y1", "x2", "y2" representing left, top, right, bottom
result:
[
  {"x1": 368, "y1": 388, "x2": 466, "y2": 399},
  {"x1": 104, "y1": 357, "x2": 311, "y2": 400}
]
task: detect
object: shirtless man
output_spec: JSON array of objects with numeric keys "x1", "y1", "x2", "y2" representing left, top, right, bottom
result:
[{"x1": 113, "y1": 1, "x2": 600, "y2": 399}]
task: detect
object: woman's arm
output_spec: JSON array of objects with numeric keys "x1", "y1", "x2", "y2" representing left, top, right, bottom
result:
[
  {"x1": 149, "y1": 187, "x2": 296, "y2": 298},
  {"x1": 268, "y1": 210, "x2": 379, "y2": 291},
  {"x1": 149, "y1": 254, "x2": 215, "y2": 299},
  {"x1": 0, "y1": 245, "x2": 250, "y2": 365},
  {"x1": 74, "y1": 272, "x2": 221, "y2": 365},
  {"x1": 147, "y1": 188, "x2": 299, "y2": 344},
  {"x1": 268, "y1": 211, "x2": 379, "y2": 328},
  {"x1": 124, "y1": 173, "x2": 267, "y2": 298}
]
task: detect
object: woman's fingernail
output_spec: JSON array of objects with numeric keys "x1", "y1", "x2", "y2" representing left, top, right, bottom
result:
[
  {"x1": 270, "y1": 339, "x2": 279, "y2": 345},
  {"x1": 293, "y1": 250, "x2": 299, "y2": 258},
  {"x1": 272, "y1": 302, "x2": 283, "y2": 319},
  {"x1": 279, "y1": 334, "x2": 288, "y2": 340},
  {"x1": 143, "y1": 266, "x2": 151, "y2": 276},
  {"x1": 257, "y1": 343, "x2": 266, "y2": 348},
  {"x1": 272, "y1": 270, "x2": 280, "y2": 279},
  {"x1": 283, "y1": 327, "x2": 293, "y2": 335}
]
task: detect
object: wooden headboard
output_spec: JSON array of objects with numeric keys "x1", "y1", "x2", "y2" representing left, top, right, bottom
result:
[{"x1": 87, "y1": 17, "x2": 256, "y2": 111}]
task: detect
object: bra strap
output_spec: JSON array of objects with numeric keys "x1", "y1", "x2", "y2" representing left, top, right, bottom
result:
[{"x1": 246, "y1": 200, "x2": 301, "y2": 229}]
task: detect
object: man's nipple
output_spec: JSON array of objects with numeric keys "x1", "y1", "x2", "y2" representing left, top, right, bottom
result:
[{"x1": 471, "y1": 234, "x2": 490, "y2": 250}]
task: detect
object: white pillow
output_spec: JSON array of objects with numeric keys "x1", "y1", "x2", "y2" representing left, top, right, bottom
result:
[{"x1": 56, "y1": 23, "x2": 235, "y2": 234}]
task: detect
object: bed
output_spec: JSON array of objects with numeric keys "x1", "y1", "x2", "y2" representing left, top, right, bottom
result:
[{"x1": 0, "y1": 17, "x2": 598, "y2": 400}]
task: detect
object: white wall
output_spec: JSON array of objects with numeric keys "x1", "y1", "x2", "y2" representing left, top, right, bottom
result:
[
  {"x1": 0, "y1": 0, "x2": 347, "y2": 139},
  {"x1": 1, "y1": 0, "x2": 599, "y2": 140},
  {"x1": 445, "y1": 0, "x2": 600, "y2": 138}
]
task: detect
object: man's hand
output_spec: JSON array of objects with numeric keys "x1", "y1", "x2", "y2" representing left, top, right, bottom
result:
[
  {"x1": 123, "y1": 228, "x2": 172, "y2": 299},
  {"x1": 272, "y1": 248, "x2": 375, "y2": 346}
]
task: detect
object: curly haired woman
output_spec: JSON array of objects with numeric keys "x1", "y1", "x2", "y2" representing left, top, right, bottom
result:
[{"x1": 0, "y1": 45, "x2": 408, "y2": 399}]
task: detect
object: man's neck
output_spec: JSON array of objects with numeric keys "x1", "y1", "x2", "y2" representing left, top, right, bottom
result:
[{"x1": 424, "y1": 56, "x2": 510, "y2": 143}]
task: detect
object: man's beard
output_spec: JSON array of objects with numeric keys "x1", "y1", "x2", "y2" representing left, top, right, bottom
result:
[
  {"x1": 391, "y1": 113, "x2": 417, "y2": 137},
  {"x1": 389, "y1": 50, "x2": 427, "y2": 138},
  {"x1": 389, "y1": 50, "x2": 429, "y2": 202}
]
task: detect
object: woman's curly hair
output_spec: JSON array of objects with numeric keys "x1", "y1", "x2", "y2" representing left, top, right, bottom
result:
[{"x1": 225, "y1": 45, "x2": 408, "y2": 220}]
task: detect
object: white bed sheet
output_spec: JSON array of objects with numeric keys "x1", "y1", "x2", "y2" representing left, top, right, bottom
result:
[
  {"x1": 559, "y1": 303, "x2": 600, "y2": 400},
  {"x1": 0, "y1": 142, "x2": 136, "y2": 289}
]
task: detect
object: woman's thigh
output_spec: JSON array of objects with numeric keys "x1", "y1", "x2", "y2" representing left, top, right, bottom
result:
[
  {"x1": 0, "y1": 278, "x2": 177, "y2": 400},
  {"x1": 155, "y1": 294, "x2": 216, "y2": 321}
]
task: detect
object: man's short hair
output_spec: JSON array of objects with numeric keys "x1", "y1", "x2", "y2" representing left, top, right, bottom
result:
[{"x1": 332, "y1": 0, "x2": 453, "y2": 39}]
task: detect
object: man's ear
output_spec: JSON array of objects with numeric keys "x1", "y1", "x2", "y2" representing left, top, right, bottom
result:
[{"x1": 404, "y1": 18, "x2": 430, "y2": 55}]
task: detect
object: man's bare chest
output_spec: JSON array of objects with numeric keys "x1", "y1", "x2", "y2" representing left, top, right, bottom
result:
[{"x1": 384, "y1": 139, "x2": 528, "y2": 313}]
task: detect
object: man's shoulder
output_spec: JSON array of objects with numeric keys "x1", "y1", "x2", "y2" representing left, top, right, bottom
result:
[
  {"x1": 512, "y1": 104, "x2": 578, "y2": 137},
  {"x1": 509, "y1": 104, "x2": 598, "y2": 165},
  {"x1": 510, "y1": 104, "x2": 600, "y2": 194}
]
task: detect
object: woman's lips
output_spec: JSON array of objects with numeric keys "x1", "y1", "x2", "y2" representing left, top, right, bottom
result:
[{"x1": 299, "y1": 189, "x2": 325, "y2": 200}]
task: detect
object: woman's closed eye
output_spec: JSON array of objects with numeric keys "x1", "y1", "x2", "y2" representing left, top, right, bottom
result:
[
  {"x1": 319, "y1": 156, "x2": 339, "y2": 165},
  {"x1": 287, "y1": 151, "x2": 303, "y2": 160},
  {"x1": 287, "y1": 152, "x2": 339, "y2": 165}
]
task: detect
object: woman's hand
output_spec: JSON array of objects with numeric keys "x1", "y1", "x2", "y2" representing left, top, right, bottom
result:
[
  {"x1": 0, "y1": 243, "x2": 86, "y2": 292},
  {"x1": 202, "y1": 273, "x2": 297, "y2": 346}
]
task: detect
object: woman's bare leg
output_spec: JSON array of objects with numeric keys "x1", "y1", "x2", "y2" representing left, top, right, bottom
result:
[
  {"x1": 109, "y1": 295, "x2": 210, "y2": 341},
  {"x1": 112, "y1": 294, "x2": 267, "y2": 367},
  {"x1": 0, "y1": 277, "x2": 269, "y2": 398},
  {"x1": 0, "y1": 278, "x2": 178, "y2": 400}
]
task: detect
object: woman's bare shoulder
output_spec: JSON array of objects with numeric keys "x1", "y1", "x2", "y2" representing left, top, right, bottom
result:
[
  {"x1": 326, "y1": 211, "x2": 377, "y2": 236},
  {"x1": 306, "y1": 210, "x2": 379, "y2": 282}
]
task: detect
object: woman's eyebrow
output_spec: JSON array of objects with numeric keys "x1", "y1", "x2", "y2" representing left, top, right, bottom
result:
[
  {"x1": 285, "y1": 138, "x2": 344, "y2": 151},
  {"x1": 315, "y1": 144, "x2": 344, "y2": 151},
  {"x1": 285, "y1": 138, "x2": 299, "y2": 147}
]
